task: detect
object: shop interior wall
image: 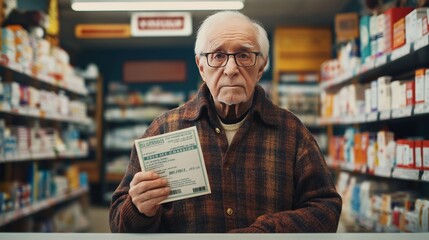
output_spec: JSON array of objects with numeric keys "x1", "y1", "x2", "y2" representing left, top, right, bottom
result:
[{"x1": 76, "y1": 46, "x2": 202, "y2": 99}]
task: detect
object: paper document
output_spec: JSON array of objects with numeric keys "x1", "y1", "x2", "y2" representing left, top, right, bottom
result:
[{"x1": 135, "y1": 126, "x2": 211, "y2": 203}]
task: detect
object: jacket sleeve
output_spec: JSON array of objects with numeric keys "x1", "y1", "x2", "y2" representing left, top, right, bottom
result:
[
  {"x1": 109, "y1": 146, "x2": 163, "y2": 232},
  {"x1": 229, "y1": 132, "x2": 342, "y2": 233}
]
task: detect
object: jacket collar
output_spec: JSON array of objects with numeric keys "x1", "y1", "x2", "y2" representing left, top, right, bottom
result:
[{"x1": 183, "y1": 83, "x2": 279, "y2": 127}]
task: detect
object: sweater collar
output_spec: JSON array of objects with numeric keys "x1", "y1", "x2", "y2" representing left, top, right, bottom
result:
[{"x1": 183, "y1": 83, "x2": 279, "y2": 127}]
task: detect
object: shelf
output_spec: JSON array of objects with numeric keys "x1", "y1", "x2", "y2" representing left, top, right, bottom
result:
[
  {"x1": 351, "y1": 212, "x2": 402, "y2": 233},
  {"x1": 103, "y1": 106, "x2": 171, "y2": 124},
  {"x1": 0, "y1": 65, "x2": 88, "y2": 97},
  {"x1": 0, "y1": 105, "x2": 92, "y2": 125},
  {"x1": 0, "y1": 150, "x2": 88, "y2": 164},
  {"x1": 327, "y1": 159, "x2": 428, "y2": 182},
  {"x1": 318, "y1": 104, "x2": 429, "y2": 125},
  {"x1": 321, "y1": 35, "x2": 429, "y2": 91},
  {"x1": 0, "y1": 187, "x2": 89, "y2": 227},
  {"x1": 105, "y1": 101, "x2": 180, "y2": 109}
]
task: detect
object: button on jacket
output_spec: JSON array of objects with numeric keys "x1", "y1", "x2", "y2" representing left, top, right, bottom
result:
[{"x1": 109, "y1": 83, "x2": 342, "y2": 233}]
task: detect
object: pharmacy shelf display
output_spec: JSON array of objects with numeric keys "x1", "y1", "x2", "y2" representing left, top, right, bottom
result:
[
  {"x1": 0, "y1": 187, "x2": 88, "y2": 228},
  {"x1": 276, "y1": 77, "x2": 328, "y2": 154},
  {"x1": 319, "y1": 35, "x2": 429, "y2": 175},
  {"x1": 100, "y1": 87, "x2": 184, "y2": 203},
  {"x1": 0, "y1": 63, "x2": 92, "y2": 231},
  {"x1": 319, "y1": 31, "x2": 429, "y2": 233},
  {"x1": 103, "y1": 102, "x2": 176, "y2": 182},
  {"x1": 76, "y1": 75, "x2": 105, "y2": 188}
]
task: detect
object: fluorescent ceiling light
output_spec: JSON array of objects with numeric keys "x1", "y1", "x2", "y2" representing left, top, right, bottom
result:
[{"x1": 71, "y1": 0, "x2": 244, "y2": 11}]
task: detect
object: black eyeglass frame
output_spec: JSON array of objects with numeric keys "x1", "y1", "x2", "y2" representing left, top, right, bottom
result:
[{"x1": 199, "y1": 52, "x2": 262, "y2": 68}]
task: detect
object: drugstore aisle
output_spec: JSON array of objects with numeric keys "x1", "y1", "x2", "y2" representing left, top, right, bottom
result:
[{"x1": 88, "y1": 207, "x2": 110, "y2": 233}]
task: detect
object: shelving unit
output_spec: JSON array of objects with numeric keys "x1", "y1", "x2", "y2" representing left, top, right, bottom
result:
[
  {"x1": 0, "y1": 61, "x2": 92, "y2": 231},
  {"x1": 100, "y1": 84, "x2": 184, "y2": 203},
  {"x1": 76, "y1": 74, "x2": 105, "y2": 199},
  {"x1": 320, "y1": 35, "x2": 429, "y2": 91},
  {"x1": 0, "y1": 187, "x2": 88, "y2": 228},
  {"x1": 319, "y1": 28, "x2": 429, "y2": 233}
]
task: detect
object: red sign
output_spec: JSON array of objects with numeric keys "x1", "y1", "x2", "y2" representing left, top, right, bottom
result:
[
  {"x1": 138, "y1": 16, "x2": 184, "y2": 30},
  {"x1": 131, "y1": 12, "x2": 192, "y2": 36}
]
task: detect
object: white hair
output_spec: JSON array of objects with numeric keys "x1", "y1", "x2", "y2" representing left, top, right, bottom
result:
[{"x1": 194, "y1": 11, "x2": 269, "y2": 59}]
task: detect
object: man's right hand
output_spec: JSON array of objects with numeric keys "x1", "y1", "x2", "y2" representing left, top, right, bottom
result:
[{"x1": 129, "y1": 171, "x2": 170, "y2": 217}]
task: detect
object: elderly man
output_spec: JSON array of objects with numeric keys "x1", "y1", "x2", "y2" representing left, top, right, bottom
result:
[{"x1": 109, "y1": 11, "x2": 342, "y2": 233}]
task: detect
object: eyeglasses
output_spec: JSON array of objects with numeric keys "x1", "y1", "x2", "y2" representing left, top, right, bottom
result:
[{"x1": 200, "y1": 52, "x2": 261, "y2": 68}]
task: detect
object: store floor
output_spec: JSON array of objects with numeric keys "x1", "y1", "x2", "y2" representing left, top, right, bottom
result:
[{"x1": 88, "y1": 206, "x2": 110, "y2": 233}]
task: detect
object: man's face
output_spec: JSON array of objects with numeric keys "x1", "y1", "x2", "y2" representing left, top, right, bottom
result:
[{"x1": 196, "y1": 17, "x2": 266, "y2": 107}]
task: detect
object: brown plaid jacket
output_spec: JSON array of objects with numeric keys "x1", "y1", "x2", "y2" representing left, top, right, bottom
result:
[{"x1": 109, "y1": 83, "x2": 342, "y2": 233}]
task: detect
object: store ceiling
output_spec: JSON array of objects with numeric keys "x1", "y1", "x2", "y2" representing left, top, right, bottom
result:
[{"x1": 58, "y1": 0, "x2": 354, "y2": 51}]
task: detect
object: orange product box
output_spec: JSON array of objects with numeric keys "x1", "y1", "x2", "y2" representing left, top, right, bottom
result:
[
  {"x1": 354, "y1": 133, "x2": 362, "y2": 166},
  {"x1": 384, "y1": 7, "x2": 414, "y2": 53},
  {"x1": 405, "y1": 81, "x2": 415, "y2": 106},
  {"x1": 328, "y1": 137, "x2": 338, "y2": 162},
  {"x1": 415, "y1": 69, "x2": 426, "y2": 104},
  {"x1": 361, "y1": 132, "x2": 370, "y2": 165},
  {"x1": 393, "y1": 18, "x2": 406, "y2": 49}
]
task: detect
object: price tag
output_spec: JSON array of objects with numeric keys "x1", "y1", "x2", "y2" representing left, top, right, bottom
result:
[
  {"x1": 341, "y1": 162, "x2": 355, "y2": 172},
  {"x1": 375, "y1": 55, "x2": 387, "y2": 67},
  {"x1": 366, "y1": 112, "x2": 379, "y2": 122},
  {"x1": 414, "y1": 35, "x2": 429, "y2": 51},
  {"x1": 379, "y1": 110, "x2": 391, "y2": 120},
  {"x1": 342, "y1": 115, "x2": 352, "y2": 124},
  {"x1": 422, "y1": 171, "x2": 429, "y2": 182},
  {"x1": 352, "y1": 114, "x2": 366, "y2": 124},
  {"x1": 391, "y1": 44, "x2": 411, "y2": 61},
  {"x1": 374, "y1": 166, "x2": 392, "y2": 177},
  {"x1": 391, "y1": 106, "x2": 413, "y2": 119},
  {"x1": 413, "y1": 103, "x2": 429, "y2": 115},
  {"x1": 0, "y1": 103, "x2": 11, "y2": 112},
  {"x1": 392, "y1": 168, "x2": 420, "y2": 180}
]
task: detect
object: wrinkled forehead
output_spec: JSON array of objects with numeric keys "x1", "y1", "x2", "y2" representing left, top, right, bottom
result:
[{"x1": 204, "y1": 17, "x2": 259, "y2": 51}]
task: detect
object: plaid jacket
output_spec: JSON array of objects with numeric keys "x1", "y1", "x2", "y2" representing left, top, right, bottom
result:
[{"x1": 109, "y1": 83, "x2": 342, "y2": 233}]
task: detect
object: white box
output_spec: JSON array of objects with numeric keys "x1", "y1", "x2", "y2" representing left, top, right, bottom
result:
[
  {"x1": 365, "y1": 87, "x2": 372, "y2": 114},
  {"x1": 377, "y1": 131, "x2": 394, "y2": 168},
  {"x1": 405, "y1": 8, "x2": 428, "y2": 44},
  {"x1": 377, "y1": 76, "x2": 392, "y2": 111},
  {"x1": 377, "y1": 14, "x2": 386, "y2": 55},
  {"x1": 425, "y1": 69, "x2": 429, "y2": 104},
  {"x1": 348, "y1": 84, "x2": 365, "y2": 115},
  {"x1": 399, "y1": 81, "x2": 407, "y2": 108},
  {"x1": 370, "y1": 15, "x2": 378, "y2": 56},
  {"x1": 390, "y1": 80, "x2": 409, "y2": 108},
  {"x1": 391, "y1": 81, "x2": 400, "y2": 109}
]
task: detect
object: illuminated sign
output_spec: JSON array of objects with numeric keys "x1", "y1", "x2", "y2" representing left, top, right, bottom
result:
[{"x1": 131, "y1": 12, "x2": 192, "y2": 36}]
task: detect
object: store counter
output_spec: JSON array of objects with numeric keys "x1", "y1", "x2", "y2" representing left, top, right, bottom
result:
[{"x1": 0, "y1": 233, "x2": 428, "y2": 240}]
